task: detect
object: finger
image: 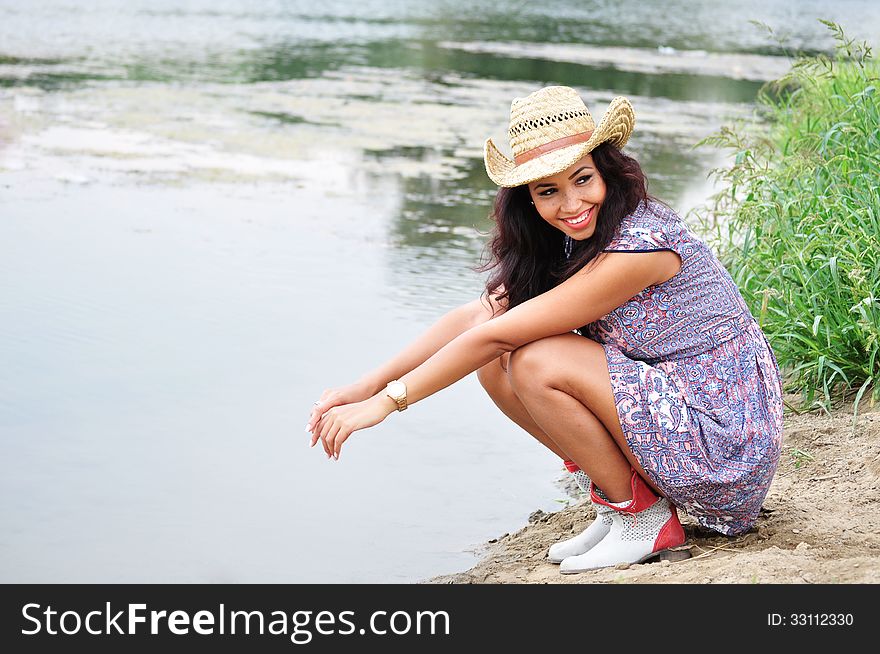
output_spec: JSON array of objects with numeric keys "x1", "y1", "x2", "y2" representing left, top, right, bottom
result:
[
  {"x1": 319, "y1": 422, "x2": 332, "y2": 458},
  {"x1": 309, "y1": 397, "x2": 337, "y2": 430},
  {"x1": 334, "y1": 430, "x2": 351, "y2": 460},
  {"x1": 310, "y1": 412, "x2": 326, "y2": 451},
  {"x1": 319, "y1": 428, "x2": 332, "y2": 458},
  {"x1": 326, "y1": 421, "x2": 344, "y2": 460},
  {"x1": 309, "y1": 410, "x2": 326, "y2": 447},
  {"x1": 308, "y1": 401, "x2": 323, "y2": 429},
  {"x1": 325, "y1": 420, "x2": 339, "y2": 459},
  {"x1": 306, "y1": 404, "x2": 317, "y2": 434},
  {"x1": 318, "y1": 412, "x2": 334, "y2": 458}
]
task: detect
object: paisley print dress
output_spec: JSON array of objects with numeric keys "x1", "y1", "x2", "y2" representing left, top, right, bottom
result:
[{"x1": 580, "y1": 200, "x2": 784, "y2": 535}]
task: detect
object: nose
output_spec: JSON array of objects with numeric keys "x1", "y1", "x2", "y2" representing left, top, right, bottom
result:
[{"x1": 560, "y1": 188, "x2": 582, "y2": 214}]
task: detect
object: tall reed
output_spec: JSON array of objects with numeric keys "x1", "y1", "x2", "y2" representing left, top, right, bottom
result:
[{"x1": 700, "y1": 21, "x2": 879, "y2": 415}]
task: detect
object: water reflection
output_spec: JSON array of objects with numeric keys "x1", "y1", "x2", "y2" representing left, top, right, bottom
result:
[
  {"x1": 0, "y1": 39, "x2": 765, "y2": 107},
  {"x1": 376, "y1": 42, "x2": 765, "y2": 103}
]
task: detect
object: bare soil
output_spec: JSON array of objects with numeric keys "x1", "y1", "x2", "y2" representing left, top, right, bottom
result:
[{"x1": 428, "y1": 401, "x2": 880, "y2": 584}]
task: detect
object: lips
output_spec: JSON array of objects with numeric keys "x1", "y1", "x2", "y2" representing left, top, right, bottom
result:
[{"x1": 562, "y1": 206, "x2": 594, "y2": 230}]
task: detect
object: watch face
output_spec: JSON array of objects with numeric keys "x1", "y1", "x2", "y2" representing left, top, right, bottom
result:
[{"x1": 387, "y1": 381, "x2": 405, "y2": 398}]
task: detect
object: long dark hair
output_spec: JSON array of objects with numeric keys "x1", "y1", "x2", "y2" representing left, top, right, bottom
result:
[{"x1": 478, "y1": 142, "x2": 650, "y2": 311}]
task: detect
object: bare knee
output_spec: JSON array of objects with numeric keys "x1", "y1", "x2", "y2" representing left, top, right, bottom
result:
[{"x1": 507, "y1": 337, "x2": 561, "y2": 391}]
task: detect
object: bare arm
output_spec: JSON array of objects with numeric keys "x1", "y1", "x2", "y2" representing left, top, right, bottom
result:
[
  {"x1": 357, "y1": 291, "x2": 506, "y2": 394},
  {"x1": 399, "y1": 251, "x2": 678, "y2": 405},
  {"x1": 307, "y1": 289, "x2": 506, "y2": 438},
  {"x1": 312, "y1": 251, "x2": 677, "y2": 458}
]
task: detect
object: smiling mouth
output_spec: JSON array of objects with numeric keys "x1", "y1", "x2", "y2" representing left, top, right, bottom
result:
[{"x1": 562, "y1": 207, "x2": 593, "y2": 227}]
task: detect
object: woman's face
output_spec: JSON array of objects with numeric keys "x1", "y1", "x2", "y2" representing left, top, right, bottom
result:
[{"x1": 527, "y1": 153, "x2": 606, "y2": 240}]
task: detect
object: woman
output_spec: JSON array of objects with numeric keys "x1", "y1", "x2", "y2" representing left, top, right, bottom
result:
[{"x1": 307, "y1": 86, "x2": 784, "y2": 574}]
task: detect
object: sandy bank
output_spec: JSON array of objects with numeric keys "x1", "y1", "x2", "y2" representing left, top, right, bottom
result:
[{"x1": 428, "y1": 403, "x2": 880, "y2": 584}]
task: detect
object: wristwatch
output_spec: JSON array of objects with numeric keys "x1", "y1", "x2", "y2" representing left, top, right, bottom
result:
[{"x1": 385, "y1": 380, "x2": 408, "y2": 412}]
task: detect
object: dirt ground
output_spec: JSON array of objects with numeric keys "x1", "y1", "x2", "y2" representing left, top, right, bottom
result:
[{"x1": 429, "y1": 400, "x2": 880, "y2": 584}]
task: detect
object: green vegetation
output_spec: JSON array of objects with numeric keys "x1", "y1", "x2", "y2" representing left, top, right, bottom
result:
[
  {"x1": 702, "y1": 22, "x2": 879, "y2": 415},
  {"x1": 788, "y1": 447, "x2": 815, "y2": 469}
]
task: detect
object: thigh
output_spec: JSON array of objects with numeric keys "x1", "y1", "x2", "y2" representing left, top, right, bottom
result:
[
  {"x1": 510, "y1": 333, "x2": 619, "y2": 427},
  {"x1": 510, "y1": 333, "x2": 663, "y2": 495}
]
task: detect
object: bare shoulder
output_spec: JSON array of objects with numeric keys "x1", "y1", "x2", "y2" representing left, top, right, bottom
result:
[
  {"x1": 578, "y1": 249, "x2": 679, "y2": 288},
  {"x1": 653, "y1": 250, "x2": 682, "y2": 284}
]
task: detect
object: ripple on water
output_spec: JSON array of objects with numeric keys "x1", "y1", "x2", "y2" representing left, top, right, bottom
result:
[
  {"x1": 438, "y1": 41, "x2": 793, "y2": 82},
  {"x1": 1, "y1": 68, "x2": 752, "y2": 189}
]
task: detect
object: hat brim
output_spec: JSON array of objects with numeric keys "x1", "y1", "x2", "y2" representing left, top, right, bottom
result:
[{"x1": 484, "y1": 96, "x2": 635, "y2": 188}]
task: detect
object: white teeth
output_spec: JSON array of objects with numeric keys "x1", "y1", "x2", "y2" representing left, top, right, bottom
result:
[{"x1": 564, "y1": 209, "x2": 590, "y2": 225}]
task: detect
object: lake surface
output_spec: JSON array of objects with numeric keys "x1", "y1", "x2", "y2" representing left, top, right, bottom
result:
[{"x1": 2, "y1": 1, "x2": 878, "y2": 582}]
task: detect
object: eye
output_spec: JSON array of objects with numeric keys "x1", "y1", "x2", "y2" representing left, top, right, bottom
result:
[
  {"x1": 537, "y1": 187, "x2": 556, "y2": 197},
  {"x1": 576, "y1": 175, "x2": 593, "y2": 184}
]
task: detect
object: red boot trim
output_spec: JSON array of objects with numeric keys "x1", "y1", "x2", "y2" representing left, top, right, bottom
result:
[
  {"x1": 563, "y1": 460, "x2": 580, "y2": 473},
  {"x1": 590, "y1": 471, "x2": 659, "y2": 514},
  {"x1": 653, "y1": 508, "x2": 686, "y2": 552},
  {"x1": 589, "y1": 482, "x2": 614, "y2": 508},
  {"x1": 627, "y1": 471, "x2": 660, "y2": 514}
]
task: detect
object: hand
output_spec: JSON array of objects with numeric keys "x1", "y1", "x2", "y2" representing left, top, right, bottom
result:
[
  {"x1": 308, "y1": 394, "x2": 396, "y2": 460},
  {"x1": 307, "y1": 380, "x2": 376, "y2": 433}
]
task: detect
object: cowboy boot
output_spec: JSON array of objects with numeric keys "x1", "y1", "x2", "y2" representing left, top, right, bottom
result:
[
  {"x1": 559, "y1": 471, "x2": 687, "y2": 574},
  {"x1": 548, "y1": 461, "x2": 612, "y2": 563}
]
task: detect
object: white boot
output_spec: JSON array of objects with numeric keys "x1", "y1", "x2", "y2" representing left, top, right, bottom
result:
[
  {"x1": 548, "y1": 462, "x2": 612, "y2": 563},
  {"x1": 559, "y1": 472, "x2": 687, "y2": 574},
  {"x1": 548, "y1": 502, "x2": 613, "y2": 563}
]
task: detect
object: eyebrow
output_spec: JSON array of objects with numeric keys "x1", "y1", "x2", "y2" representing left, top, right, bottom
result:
[{"x1": 533, "y1": 166, "x2": 594, "y2": 189}]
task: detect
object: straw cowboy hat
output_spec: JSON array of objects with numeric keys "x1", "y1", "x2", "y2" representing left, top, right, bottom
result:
[{"x1": 484, "y1": 86, "x2": 635, "y2": 187}]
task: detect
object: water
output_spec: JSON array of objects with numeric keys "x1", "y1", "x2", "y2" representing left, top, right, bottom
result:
[{"x1": 1, "y1": 1, "x2": 877, "y2": 583}]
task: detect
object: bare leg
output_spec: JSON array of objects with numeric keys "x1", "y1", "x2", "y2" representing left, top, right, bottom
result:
[
  {"x1": 476, "y1": 354, "x2": 569, "y2": 460},
  {"x1": 507, "y1": 333, "x2": 664, "y2": 502}
]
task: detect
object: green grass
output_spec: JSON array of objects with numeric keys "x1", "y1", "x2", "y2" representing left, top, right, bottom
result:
[
  {"x1": 698, "y1": 21, "x2": 880, "y2": 416},
  {"x1": 788, "y1": 447, "x2": 815, "y2": 469}
]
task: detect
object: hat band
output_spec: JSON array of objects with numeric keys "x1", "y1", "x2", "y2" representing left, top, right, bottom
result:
[{"x1": 513, "y1": 131, "x2": 593, "y2": 165}]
